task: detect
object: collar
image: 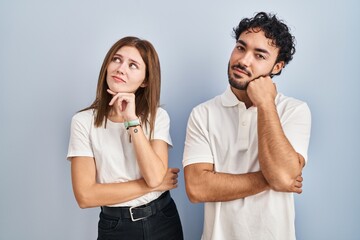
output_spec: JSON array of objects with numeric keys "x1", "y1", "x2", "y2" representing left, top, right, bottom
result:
[
  {"x1": 220, "y1": 85, "x2": 281, "y2": 109},
  {"x1": 220, "y1": 86, "x2": 245, "y2": 107}
]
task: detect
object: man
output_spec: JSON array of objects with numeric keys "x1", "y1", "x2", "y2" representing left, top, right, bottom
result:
[{"x1": 183, "y1": 12, "x2": 311, "y2": 240}]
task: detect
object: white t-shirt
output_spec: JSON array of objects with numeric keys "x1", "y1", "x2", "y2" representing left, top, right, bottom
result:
[
  {"x1": 183, "y1": 87, "x2": 311, "y2": 240},
  {"x1": 67, "y1": 107, "x2": 172, "y2": 207}
]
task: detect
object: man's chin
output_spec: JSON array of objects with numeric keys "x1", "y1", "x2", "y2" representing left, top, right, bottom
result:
[{"x1": 228, "y1": 78, "x2": 249, "y2": 91}]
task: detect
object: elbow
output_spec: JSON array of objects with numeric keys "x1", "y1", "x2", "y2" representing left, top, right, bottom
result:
[
  {"x1": 146, "y1": 179, "x2": 163, "y2": 189},
  {"x1": 186, "y1": 190, "x2": 201, "y2": 203},
  {"x1": 144, "y1": 174, "x2": 165, "y2": 189},
  {"x1": 264, "y1": 155, "x2": 305, "y2": 192},
  {"x1": 267, "y1": 179, "x2": 288, "y2": 192},
  {"x1": 185, "y1": 183, "x2": 203, "y2": 203},
  {"x1": 267, "y1": 174, "x2": 301, "y2": 192},
  {"x1": 76, "y1": 198, "x2": 91, "y2": 209},
  {"x1": 78, "y1": 201, "x2": 90, "y2": 209},
  {"x1": 74, "y1": 191, "x2": 95, "y2": 209}
]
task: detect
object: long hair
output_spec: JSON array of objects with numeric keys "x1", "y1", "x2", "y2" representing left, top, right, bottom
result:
[
  {"x1": 233, "y1": 12, "x2": 296, "y2": 76},
  {"x1": 82, "y1": 36, "x2": 161, "y2": 139}
]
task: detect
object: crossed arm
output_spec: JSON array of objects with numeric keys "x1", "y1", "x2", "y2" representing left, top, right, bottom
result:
[
  {"x1": 184, "y1": 164, "x2": 269, "y2": 203},
  {"x1": 184, "y1": 80, "x2": 308, "y2": 203},
  {"x1": 257, "y1": 103, "x2": 304, "y2": 192},
  {"x1": 248, "y1": 76, "x2": 306, "y2": 193},
  {"x1": 71, "y1": 139, "x2": 179, "y2": 209}
]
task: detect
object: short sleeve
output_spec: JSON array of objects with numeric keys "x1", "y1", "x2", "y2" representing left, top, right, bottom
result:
[
  {"x1": 66, "y1": 112, "x2": 94, "y2": 160},
  {"x1": 182, "y1": 107, "x2": 214, "y2": 167},
  {"x1": 282, "y1": 102, "x2": 312, "y2": 162},
  {"x1": 152, "y1": 108, "x2": 173, "y2": 147}
]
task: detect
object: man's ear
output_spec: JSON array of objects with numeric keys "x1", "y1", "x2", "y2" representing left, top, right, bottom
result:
[{"x1": 271, "y1": 61, "x2": 285, "y2": 75}]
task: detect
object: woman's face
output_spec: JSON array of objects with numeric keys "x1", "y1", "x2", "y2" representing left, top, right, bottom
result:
[{"x1": 106, "y1": 46, "x2": 146, "y2": 93}]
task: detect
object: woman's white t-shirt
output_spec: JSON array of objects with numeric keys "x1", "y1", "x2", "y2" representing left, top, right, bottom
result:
[{"x1": 67, "y1": 107, "x2": 172, "y2": 207}]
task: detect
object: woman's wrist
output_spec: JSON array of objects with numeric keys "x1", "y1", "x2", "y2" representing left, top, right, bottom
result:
[{"x1": 124, "y1": 118, "x2": 141, "y2": 130}]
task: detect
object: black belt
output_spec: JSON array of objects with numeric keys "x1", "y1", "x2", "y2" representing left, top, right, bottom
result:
[{"x1": 101, "y1": 191, "x2": 171, "y2": 222}]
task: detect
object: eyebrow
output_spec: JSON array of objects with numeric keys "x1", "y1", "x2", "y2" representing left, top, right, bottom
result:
[
  {"x1": 237, "y1": 40, "x2": 270, "y2": 55},
  {"x1": 113, "y1": 53, "x2": 142, "y2": 65}
]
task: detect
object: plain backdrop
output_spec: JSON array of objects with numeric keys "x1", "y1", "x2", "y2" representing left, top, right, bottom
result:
[{"x1": 1, "y1": 0, "x2": 359, "y2": 239}]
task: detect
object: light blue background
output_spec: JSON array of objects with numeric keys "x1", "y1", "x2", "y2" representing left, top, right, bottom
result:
[{"x1": 1, "y1": 0, "x2": 359, "y2": 239}]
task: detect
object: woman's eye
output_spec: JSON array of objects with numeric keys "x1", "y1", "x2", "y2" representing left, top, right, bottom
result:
[
  {"x1": 112, "y1": 57, "x2": 121, "y2": 63},
  {"x1": 129, "y1": 63, "x2": 138, "y2": 69}
]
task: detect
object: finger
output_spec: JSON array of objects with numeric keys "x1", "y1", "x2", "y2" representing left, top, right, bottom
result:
[
  {"x1": 296, "y1": 175, "x2": 303, "y2": 182},
  {"x1": 170, "y1": 171, "x2": 178, "y2": 178},
  {"x1": 294, "y1": 181, "x2": 303, "y2": 188},
  {"x1": 115, "y1": 96, "x2": 128, "y2": 111},
  {"x1": 123, "y1": 100, "x2": 129, "y2": 112},
  {"x1": 169, "y1": 168, "x2": 180, "y2": 173},
  {"x1": 108, "y1": 95, "x2": 118, "y2": 106},
  {"x1": 107, "y1": 89, "x2": 116, "y2": 95},
  {"x1": 291, "y1": 186, "x2": 302, "y2": 194}
]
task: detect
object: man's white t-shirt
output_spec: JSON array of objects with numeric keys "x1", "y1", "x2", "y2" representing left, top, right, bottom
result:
[{"x1": 183, "y1": 87, "x2": 311, "y2": 240}]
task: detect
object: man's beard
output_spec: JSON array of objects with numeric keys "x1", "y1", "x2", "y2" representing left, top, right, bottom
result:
[
  {"x1": 227, "y1": 62, "x2": 273, "y2": 90},
  {"x1": 227, "y1": 63, "x2": 251, "y2": 90}
]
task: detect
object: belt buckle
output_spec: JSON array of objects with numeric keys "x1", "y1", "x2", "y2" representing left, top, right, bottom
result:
[{"x1": 129, "y1": 206, "x2": 146, "y2": 222}]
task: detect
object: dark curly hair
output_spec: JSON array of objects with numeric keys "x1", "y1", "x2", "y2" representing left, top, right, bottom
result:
[{"x1": 233, "y1": 12, "x2": 296, "y2": 76}]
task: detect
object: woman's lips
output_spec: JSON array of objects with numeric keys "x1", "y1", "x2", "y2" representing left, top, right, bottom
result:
[{"x1": 112, "y1": 76, "x2": 126, "y2": 83}]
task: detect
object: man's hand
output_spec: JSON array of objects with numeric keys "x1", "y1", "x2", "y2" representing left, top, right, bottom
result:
[
  {"x1": 290, "y1": 174, "x2": 303, "y2": 194},
  {"x1": 247, "y1": 76, "x2": 277, "y2": 107}
]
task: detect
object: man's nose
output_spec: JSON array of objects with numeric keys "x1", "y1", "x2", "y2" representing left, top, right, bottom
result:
[{"x1": 238, "y1": 52, "x2": 252, "y2": 68}]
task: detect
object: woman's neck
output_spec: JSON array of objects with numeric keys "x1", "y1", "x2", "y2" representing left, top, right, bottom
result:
[{"x1": 108, "y1": 109, "x2": 125, "y2": 123}]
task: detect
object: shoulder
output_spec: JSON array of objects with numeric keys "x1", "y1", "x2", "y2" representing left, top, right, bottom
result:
[
  {"x1": 276, "y1": 93, "x2": 311, "y2": 114},
  {"x1": 71, "y1": 109, "x2": 95, "y2": 125},
  {"x1": 155, "y1": 107, "x2": 170, "y2": 122},
  {"x1": 156, "y1": 107, "x2": 169, "y2": 118},
  {"x1": 277, "y1": 93, "x2": 309, "y2": 108},
  {"x1": 152, "y1": 107, "x2": 171, "y2": 127},
  {"x1": 192, "y1": 95, "x2": 221, "y2": 112}
]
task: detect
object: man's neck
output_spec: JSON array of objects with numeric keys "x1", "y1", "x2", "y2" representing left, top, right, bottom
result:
[{"x1": 230, "y1": 86, "x2": 253, "y2": 108}]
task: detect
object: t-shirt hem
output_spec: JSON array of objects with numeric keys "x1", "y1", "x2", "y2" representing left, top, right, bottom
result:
[
  {"x1": 183, "y1": 156, "x2": 214, "y2": 167},
  {"x1": 67, "y1": 152, "x2": 94, "y2": 161}
]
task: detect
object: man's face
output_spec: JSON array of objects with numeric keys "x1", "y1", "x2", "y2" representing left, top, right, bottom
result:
[{"x1": 228, "y1": 29, "x2": 284, "y2": 90}]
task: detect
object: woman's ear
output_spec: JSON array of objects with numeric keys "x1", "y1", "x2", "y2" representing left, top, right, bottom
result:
[
  {"x1": 271, "y1": 61, "x2": 285, "y2": 75},
  {"x1": 140, "y1": 81, "x2": 148, "y2": 88}
]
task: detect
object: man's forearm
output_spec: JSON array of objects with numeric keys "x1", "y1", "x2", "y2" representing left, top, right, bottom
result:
[
  {"x1": 184, "y1": 164, "x2": 269, "y2": 203},
  {"x1": 257, "y1": 103, "x2": 304, "y2": 191}
]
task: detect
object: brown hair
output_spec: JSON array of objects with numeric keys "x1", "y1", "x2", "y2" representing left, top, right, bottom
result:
[{"x1": 82, "y1": 36, "x2": 161, "y2": 139}]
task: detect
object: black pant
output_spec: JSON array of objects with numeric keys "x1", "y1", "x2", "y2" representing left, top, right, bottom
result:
[{"x1": 97, "y1": 195, "x2": 183, "y2": 240}]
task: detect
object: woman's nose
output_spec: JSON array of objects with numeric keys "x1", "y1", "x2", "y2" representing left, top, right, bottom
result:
[{"x1": 116, "y1": 63, "x2": 126, "y2": 75}]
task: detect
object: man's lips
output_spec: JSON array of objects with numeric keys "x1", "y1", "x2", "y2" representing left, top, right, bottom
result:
[
  {"x1": 112, "y1": 76, "x2": 126, "y2": 83},
  {"x1": 232, "y1": 66, "x2": 250, "y2": 76}
]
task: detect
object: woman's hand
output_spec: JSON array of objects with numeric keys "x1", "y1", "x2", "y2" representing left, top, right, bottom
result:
[
  {"x1": 107, "y1": 89, "x2": 138, "y2": 121},
  {"x1": 154, "y1": 168, "x2": 180, "y2": 192}
]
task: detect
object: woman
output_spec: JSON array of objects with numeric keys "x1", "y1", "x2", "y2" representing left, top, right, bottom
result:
[{"x1": 67, "y1": 36, "x2": 183, "y2": 239}]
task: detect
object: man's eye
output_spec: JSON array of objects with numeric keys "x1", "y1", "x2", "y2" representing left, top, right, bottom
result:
[
  {"x1": 256, "y1": 54, "x2": 265, "y2": 60},
  {"x1": 237, "y1": 46, "x2": 245, "y2": 51}
]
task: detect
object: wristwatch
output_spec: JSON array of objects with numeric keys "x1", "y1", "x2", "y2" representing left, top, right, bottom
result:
[{"x1": 124, "y1": 119, "x2": 141, "y2": 130}]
